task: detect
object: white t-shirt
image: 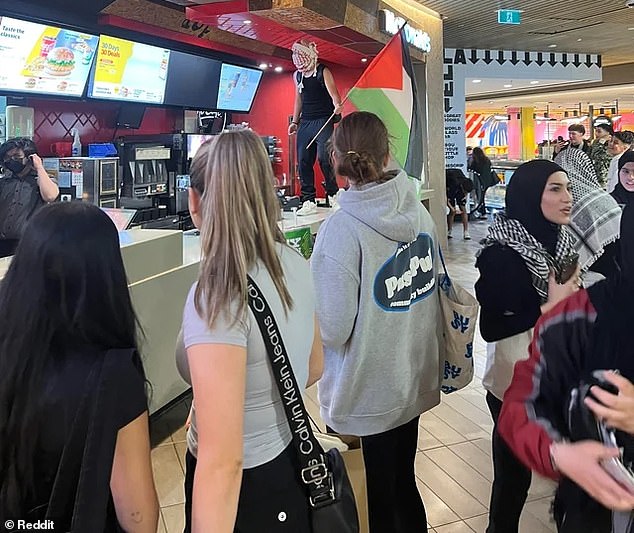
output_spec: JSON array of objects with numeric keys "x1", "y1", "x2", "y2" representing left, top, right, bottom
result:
[{"x1": 176, "y1": 243, "x2": 315, "y2": 468}]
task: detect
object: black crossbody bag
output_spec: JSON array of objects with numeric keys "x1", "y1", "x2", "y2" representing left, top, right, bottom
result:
[{"x1": 247, "y1": 276, "x2": 359, "y2": 533}]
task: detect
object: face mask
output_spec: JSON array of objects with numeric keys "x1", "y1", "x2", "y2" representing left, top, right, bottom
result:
[{"x1": 4, "y1": 158, "x2": 27, "y2": 175}]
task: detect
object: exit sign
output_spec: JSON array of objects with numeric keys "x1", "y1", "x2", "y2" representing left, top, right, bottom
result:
[{"x1": 497, "y1": 9, "x2": 521, "y2": 25}]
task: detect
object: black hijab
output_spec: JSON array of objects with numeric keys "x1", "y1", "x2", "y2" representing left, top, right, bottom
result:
[
  {"x1": 506, "y1": 159, "x2": 566, "y2": 256},
  {"x1": 588, "y1": 205, "x2": 634, "y2": 375},
  {"x1": 611, "y1": 151, "x2": 634, "y2": 207}
]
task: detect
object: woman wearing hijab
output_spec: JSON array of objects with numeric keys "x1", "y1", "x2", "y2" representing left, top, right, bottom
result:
[
  {"x1": 499, "y1": 206, "x2": 634, "y2": 532},
  {"x1": 611, "y1": 151, "x2": 634, "y2": 208},
  {"x1": 555, "y1": 147, "x2": 622, "y2": 278},
  {"x1": 475, "y1": 160, "x2": 580, "y2": 532}
]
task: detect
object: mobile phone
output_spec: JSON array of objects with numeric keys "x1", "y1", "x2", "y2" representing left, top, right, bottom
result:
[
  {"x1": 601, "y1": 457, "x2": 634, "y2": 493},
  {"x1": 557, "y1": 135, "x2": 564, "y2": 142},
  {"x1": 557, "y1": 253, "x2": 579, "y2": 284}
]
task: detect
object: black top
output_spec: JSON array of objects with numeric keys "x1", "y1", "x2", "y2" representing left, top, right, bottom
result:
[
  {"x1": 475, "y1": 244, "x2": 542, "y2": 342},
  {"x1": 29, "y1": 347, "x2": 147, "y2": 530},
  {"x1": 0, "y1": 168, "x2": 44, "y2": 240},
  {"x1": 297, "y1": 64, "x2": 334, "y2": 121}
]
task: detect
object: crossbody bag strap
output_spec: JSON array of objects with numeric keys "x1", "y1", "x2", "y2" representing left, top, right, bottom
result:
[{"x1": 246, "y1": 276, "x2": 334, "y2": 508}]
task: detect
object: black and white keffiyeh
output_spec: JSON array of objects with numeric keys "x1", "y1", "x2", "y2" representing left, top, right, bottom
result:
[
  {"x1": 555, "y1": 148, "x2": 621, "y2": 271},
  {"x1": 479, "y1": 213, "x2": 576, "y2": 302}
]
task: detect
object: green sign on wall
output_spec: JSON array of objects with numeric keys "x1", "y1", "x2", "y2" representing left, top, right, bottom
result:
[{"x1": 497, "y1": 10, "x2": 521, "y2": 25}]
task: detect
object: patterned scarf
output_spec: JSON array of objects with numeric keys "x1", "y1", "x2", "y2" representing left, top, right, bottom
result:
[
  {"x1": 479, "y1": 213, "x2": 576, "y2": 302},
  {"x1": 555, "y1": 148, "x2": 621, "y2": 272},
  {"x1": 292, "y1": 41, "x2": 318, "y2": 92}
]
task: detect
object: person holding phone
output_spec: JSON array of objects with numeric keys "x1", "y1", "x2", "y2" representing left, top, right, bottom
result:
[
  {"x1": 475, "y1": 160, "x2": 580, "y2": 533},
  {"x1": 553, "y1": 124, "x2": 592, "y2": 158},
  {"x1": 0, "y1": 138, "x2": 58, "y2": 257},
  {"x1": 498, "y1": 206, "x2": 634, "y2": 533}
]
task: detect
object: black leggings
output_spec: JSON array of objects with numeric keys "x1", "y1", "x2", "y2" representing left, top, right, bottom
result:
[
  {"x1": 184, "y1": 443, "x2": 311, "y2": 532},
  {"x1": 485, "y1": 392, "x2": 532, "y2": 533},
  {"x1": 361, "y1": 415, "x2": 427, "y2": 533}
]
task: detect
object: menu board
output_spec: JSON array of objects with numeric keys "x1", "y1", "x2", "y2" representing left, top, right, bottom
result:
[
  {"x1": 89, "y1": 35, "x2": 170, "y2": 104},
  {"x1": 216, "y1": 63, "x2": 263, "y2": 112},
  {"x1": 0, "y1": 17, "x2": 98, "y2": 97}
]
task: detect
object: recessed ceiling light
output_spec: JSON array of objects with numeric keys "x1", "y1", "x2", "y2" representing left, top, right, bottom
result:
[
  {"x1": 577, "y1": 38, "x2": 583, "y2": 41},
  {"x1": 259, "y1": 63, "x2": 268, "y2": 69},
  {"x1": 472, "y1": 79, "x2": 482, "y2": 83},
  {"x1": 274, "y1": 66, "x2": 283, "y2": 73},
  {"x1": 504, "y1": 84, "x2": 513, "y2": 88},
  {"x1": 548, "y1": 44, "x2": 557, "y2": 48},
  {"x1": 530, "y1": 80, "x2": 540, "y2": 84},
  {"x1": 361, "y1": 58, "x2": 368, "y2": 63},
  {"x1": 244, "y1": 19, "x2": 252, "y2": 24},
  {"x1": 488, "y1": 100, "x2": 494, "y2": 104},
  {"x1": 629, "y1": 27, "x2": 634, "y2": 30}
]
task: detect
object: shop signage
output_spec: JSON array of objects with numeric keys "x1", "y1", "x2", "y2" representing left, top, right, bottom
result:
[
  {"x1": 198, "y1": 110, "x2": 224, "y2": 122},
  {"x1": 497, "y1": 10, "x2": 521, "y2": 25},
  {"x1": 593, "y1": 115, "x2": 613, "y2": 127},
  {"x1": 443, "y1": 55, "x2": 466, "y2": 172},
  {"x1": 379, "y1": 10, "x2": 431, "y2": 53}
]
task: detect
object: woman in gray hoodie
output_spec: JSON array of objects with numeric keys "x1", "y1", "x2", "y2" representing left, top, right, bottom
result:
[{"x1": 311, "y1": 112, "x2": 442, "y2": 533}]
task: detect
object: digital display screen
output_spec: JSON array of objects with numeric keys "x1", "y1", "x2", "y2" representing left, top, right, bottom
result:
[
  {"x1": 216, "y1": 63, "x2": 263, "y2": 112},
  {"x1": 100, "y1": 207, "x2": 136, "y2": 232},
  {"x1": 0, "y1": 17, "x2": 98, "y2": 97},
  {"x1": 89, "y1": 35, "x2": 170, "y2": 104},
  {"x1": 187, "y1": 134, "x2": 215, "y2": 160},
  {"x1": 163, "y1": 51, "x2": 221, "y2": 109}
]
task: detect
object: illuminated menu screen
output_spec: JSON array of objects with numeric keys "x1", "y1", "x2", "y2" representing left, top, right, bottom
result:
[
  {"x1": 0, "y1": 16, "x2": 98, "y2": 97},
  {"x1": 89, "y1": 35, "x2": 170, "y2": 104},
  {"x1": 216, "y1": 63, "x2": 263, "y2": 112}
]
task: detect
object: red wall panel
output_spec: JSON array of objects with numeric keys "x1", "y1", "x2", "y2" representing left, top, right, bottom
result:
[
  {"x1": 23, "y1": 98, "x2": 183, "y2": 156},
  {"x1": 234, "y1": 64, "x2": 363, "y2": 198}
]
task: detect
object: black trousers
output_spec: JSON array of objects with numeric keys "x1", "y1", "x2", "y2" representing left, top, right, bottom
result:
[
  {"x1": 485, "y1": 392, "x2": 532, "y2": 533},
  {"x1": 0, "y1": 238, "x2": 18, "y2": 258},
  {"x1": 361, "y1": 415, "x2": 427, "y2": 533},
  {"x1": 296, "y1": 117, "x2": 338, "y2": 202},
  {"x1": 183, "y1": 444, "x2": 311, "y2": 533}
]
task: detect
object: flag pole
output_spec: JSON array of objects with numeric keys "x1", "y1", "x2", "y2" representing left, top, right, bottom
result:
[{"x1": 303, "y1": 23, "x2": 408, "y2": 150}]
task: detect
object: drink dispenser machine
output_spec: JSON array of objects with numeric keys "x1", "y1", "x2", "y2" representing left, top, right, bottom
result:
[{"x1": 120, "y1": 142, "x2": 171, "y2": 199}]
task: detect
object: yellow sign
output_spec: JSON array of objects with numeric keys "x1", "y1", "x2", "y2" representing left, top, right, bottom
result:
[{"x1": 94, "y1": 35, "x2": 133, "y2": 85}]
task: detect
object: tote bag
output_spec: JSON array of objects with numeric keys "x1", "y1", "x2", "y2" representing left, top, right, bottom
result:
[{"x1": 438, "y1": 248, "x2": 479, "y2": 393}]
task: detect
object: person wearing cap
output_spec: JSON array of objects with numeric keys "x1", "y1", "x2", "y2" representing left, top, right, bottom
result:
[
  {"x1": 553, "y1": 124, "x2": 591, "y2": 158},
  {"x1": 590, "y1": 122, "x2": 614, "y2": 188}
]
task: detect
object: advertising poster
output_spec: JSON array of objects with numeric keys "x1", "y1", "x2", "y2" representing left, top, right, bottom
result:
[
  {"x1": 216, "y1": 64, "x2": 262, "y2": 112},
  {"x1": 0, "y1": 17, "x2": 98, "y2": 97},
  {"x1": 90, "y1": 35, "x2": 170, "y2": 104}
]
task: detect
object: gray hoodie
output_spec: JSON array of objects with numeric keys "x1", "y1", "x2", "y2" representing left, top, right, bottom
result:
[{"x1": 311, "y1": 170, "x2": 442, "y2": 436}]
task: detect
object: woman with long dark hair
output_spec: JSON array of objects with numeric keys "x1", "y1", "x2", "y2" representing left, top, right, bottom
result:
[
  {"x1": 468, "y1": 146, "x2": 494, "y2": 217},
  {"x1": 475, "y1": 160, "x2": 580, "y2": 532},
  {"x1": 0, "y1": 202, "x2": 158, "y2": 532}
]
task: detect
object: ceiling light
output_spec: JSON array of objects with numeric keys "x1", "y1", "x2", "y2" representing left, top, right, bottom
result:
[
  {"x1": 530, "y1": 80, "x2": 540, "y2": 84},
  {"x1": 472, "y1": 79, "x2": 482, "y2": 83},
  {"x1": 361, "y1": 58, "x2": 368, "y2": 63},
  {"x1": 577, "y1": 38, "x2": 583, "y2": 41},
  {"x1": 489, "y1": 100, "x2": 494, "y2": 104},
  {"x1": 504, "y1": 84, "x2": 513, "y2": 88},
  {"x1": 548, "y1": 44, "x2": 557, "y2": 48},
  {"x1": 274, "y1": 66, "x2": 283, "y2": 73},
  {"x1": 259, "y1": 63, "x2": 268, "y2": 69},
  {"x1": 629, "y1": 27, "x2": 634, "y2": 30}
]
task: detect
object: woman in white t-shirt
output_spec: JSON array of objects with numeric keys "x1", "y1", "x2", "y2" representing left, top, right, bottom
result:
[{"x1": 176, "y1": 129, "x2": 323, "y2": 533}]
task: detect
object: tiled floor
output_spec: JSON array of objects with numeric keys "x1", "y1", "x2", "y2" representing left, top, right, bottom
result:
[{"x1": 150, "y1": 217, "x2": 557, "y2": 533}]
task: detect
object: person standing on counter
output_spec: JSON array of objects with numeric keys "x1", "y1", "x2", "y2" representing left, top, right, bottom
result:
[
  {"x1": 0, "y1": 138, "x2": 58, "y2": 257},
  {"x1": 288, "y1": 40, "x2": 344, "y2": 206}
]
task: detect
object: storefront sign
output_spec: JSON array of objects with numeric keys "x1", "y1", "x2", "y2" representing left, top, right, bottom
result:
[
  {"x1": 379, "y1": 10, "x2": 431, "y2": 53},
  {"x1": 443, "y1": 55, "x2": 466, "y2": 172}
]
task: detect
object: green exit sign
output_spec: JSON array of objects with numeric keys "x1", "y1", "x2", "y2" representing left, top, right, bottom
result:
[{"x1": 497, "y1": 9, "x2": 521, "y2": 25}]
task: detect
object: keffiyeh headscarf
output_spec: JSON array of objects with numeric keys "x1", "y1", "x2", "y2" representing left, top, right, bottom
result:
[
  {"x1": 555, "y1": 148, "x2": 621, "y2": 272},
  {"x1": 478, "y1": 160, "x2": 576, "y2": 302},
  {"x1": 292, "y1": 41, "x2": 318, "y2": 93}
]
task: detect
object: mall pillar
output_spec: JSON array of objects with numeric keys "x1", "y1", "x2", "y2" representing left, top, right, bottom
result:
[{"x1": 508, "y1": 107, "x2": 535, "y2": 160}]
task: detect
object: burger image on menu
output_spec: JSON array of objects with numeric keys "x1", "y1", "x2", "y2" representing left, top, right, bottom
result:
[{"x1": 45, "y1": 47, "x2": 76, "y2": 76}]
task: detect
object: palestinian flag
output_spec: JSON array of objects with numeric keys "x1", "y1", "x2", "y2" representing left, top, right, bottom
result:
[{"x1": 347, "y1": 28, "x2": 424, "y2": 180}]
